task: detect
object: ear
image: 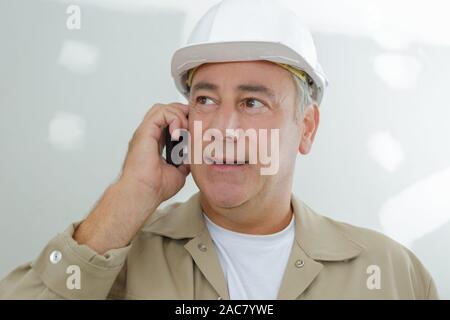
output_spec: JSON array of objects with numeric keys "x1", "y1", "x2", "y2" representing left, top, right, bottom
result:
[{"x1": 299, "y1": 103, "x2": 320, "y2": 155}]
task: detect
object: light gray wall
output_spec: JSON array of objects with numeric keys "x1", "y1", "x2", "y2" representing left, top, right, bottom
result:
[{"x1": 1, "y1": 0, "x2": 449, "y2": 298}]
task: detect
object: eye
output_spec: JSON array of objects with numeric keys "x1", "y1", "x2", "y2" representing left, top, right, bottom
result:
[
  {"x1": 196, "y1": 96, "x2": 216, "y2": 105},
  {"x1": 243, "y1": 98, "x2": 265, "y2": 109}
]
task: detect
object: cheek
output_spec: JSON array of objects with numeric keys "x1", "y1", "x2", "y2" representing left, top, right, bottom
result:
[
  {"x1": 278, "y1": 121, "x2": 302, "y2": 157},
  {"x1": 189, "y1": 164, "x2": 208, "y2": 190},
  {"x1": 270, "y1": 109, "x2": 301, "y2": 158},
  {"x1": 257, "y1": 112, "x2": 298, "y2": 143},
  {"x1": 187, "y1": 114, "x2": 213, "y2": 158},
  {"x1": 188, "y1": 110, "x2": 218, "y2": 134}
]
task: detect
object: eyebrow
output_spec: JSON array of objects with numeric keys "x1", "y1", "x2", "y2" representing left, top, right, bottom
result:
[
  {"x1": 191, "y1": 82, "x2": 218, "y2": 95},
  {"x1": 191, "y1": 81, "x2": 276, "y2": 99},
  {"x1": 236, "y1": 84, "x2": 275, "y2": 99}
]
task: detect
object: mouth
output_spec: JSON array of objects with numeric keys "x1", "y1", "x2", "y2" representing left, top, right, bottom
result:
[{"x1": 206, "y1": 157, "x2": 249, "y2": 167}]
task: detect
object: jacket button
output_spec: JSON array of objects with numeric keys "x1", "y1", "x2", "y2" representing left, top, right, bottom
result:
[
  {"x1": 197, "y1": 243, "x2": 207, "y2": 252},
  {"x1": 295, "y1": 259, "x2": 304, "y2": 268},
  {"x1": 50, "y1": 250, "x2": 62, "y2": 264}
]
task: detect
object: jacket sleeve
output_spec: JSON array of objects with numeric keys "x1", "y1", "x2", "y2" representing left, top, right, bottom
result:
[{"x1": 0, "y1": 222, "x2": 131, "y2": 299}]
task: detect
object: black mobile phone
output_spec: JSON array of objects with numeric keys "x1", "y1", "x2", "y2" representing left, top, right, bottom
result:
[{"x1": 164, "y1": 126, "x2": 187, "y2": 167}]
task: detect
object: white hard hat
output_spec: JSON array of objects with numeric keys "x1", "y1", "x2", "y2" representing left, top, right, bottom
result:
[{"x1": 171, "y1": 0, "x2": 329, "y2": 104}]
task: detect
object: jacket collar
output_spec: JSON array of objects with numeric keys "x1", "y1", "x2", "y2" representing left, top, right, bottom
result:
[
  {"x1": 143, "y1": 192, "x2": 363, "y2": 261},
  {"x1": 291, "y1": 197, "x2": 363, "y2": 261}
]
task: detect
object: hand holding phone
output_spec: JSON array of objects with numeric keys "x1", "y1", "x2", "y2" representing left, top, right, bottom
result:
[
  {"x1": 120, "y1": 103, "x2": 190, "y2": 201},
  {"x1": 76, "y1": 103, "x2": 190, "y2": 254}
]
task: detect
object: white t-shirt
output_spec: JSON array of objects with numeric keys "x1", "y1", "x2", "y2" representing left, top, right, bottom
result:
[{"x1": 203, "y1": 213, "x2": 295, "y2": 300}]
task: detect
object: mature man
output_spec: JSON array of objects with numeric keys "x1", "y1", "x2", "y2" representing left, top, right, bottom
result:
[{"x1": 0, "y1": 0, "x2": 438, "y2": 299}]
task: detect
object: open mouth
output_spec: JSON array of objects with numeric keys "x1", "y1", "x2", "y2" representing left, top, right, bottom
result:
[{"x1": 206, "y1": 157, "x2": 249, "y2": 166}]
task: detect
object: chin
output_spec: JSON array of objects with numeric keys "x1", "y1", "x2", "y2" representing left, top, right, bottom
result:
[{"x1": 201, "y1": 181, "x2": 250, "y2": 208}]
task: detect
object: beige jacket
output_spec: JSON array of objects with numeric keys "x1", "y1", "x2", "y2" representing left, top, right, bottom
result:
[{"x1": 0, "y1": 192, "x2": 439, "y2": 299}]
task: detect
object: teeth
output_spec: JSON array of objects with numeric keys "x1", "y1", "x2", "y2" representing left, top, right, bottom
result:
[
  {"x1": 213, "y1": 161, "x2": 244, "y2": 165},
  {"x1": 209, "y1": 158, "x2": 248, "y2": 165}
]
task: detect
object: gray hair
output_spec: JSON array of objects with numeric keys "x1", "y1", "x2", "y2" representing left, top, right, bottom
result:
[{"x1": 291, "y1": 73, "x2": 313, "y2": 117}]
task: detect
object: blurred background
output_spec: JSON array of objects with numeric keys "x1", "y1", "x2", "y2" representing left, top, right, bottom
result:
[{"x1": 1, "y1": 0, "x2": 450, "y2": 298}]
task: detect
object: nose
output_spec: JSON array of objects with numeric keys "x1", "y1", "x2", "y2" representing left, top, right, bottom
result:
[{"x1": 209, "y1": 103, "x2": 241, "y2": 140}]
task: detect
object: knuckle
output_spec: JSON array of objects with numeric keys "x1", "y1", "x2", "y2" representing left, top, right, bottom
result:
[{"x1": 145, "y1": 103, "x2": 163, "y2": 117}]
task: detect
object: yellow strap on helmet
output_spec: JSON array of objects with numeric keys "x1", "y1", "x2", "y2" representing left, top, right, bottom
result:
[{"x1": 276, "y1": 63, "x2": 308, "y2": 83}]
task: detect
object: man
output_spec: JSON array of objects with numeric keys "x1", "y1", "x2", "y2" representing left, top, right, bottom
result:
[{"x1": 0, "y1": 0, "x2": 438, "y2": 299}]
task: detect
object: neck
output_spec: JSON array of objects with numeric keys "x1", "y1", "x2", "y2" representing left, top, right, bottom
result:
[{"x1": 200, "y1": 190, "x2": 293, "y2": 235}]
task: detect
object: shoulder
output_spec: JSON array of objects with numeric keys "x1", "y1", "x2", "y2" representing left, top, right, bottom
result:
[
  {"x1": 332, "y1": 218, "x2": 410, "y2": 260},
  {"x1": 329, "y1": 216, "x2": 436, "y2": 298}
]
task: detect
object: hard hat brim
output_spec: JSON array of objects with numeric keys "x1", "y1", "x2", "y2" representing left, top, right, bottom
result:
[{"x1": 171, "y1": 40, "x2": 328, "y2": 104}]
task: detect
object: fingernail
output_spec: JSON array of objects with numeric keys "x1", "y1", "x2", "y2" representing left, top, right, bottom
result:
[{"x1": 172, "y1": 129, "x2": 180, "y2": 140}]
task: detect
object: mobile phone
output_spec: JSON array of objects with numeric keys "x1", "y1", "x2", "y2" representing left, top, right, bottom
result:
[{"x1": 164, "y1": 126, "x2": 187, "y2": 167}]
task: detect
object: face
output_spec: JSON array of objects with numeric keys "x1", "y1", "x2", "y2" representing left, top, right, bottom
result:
[{"x1": 187, "y1": 60, "x2": 319, "y2": 208}]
